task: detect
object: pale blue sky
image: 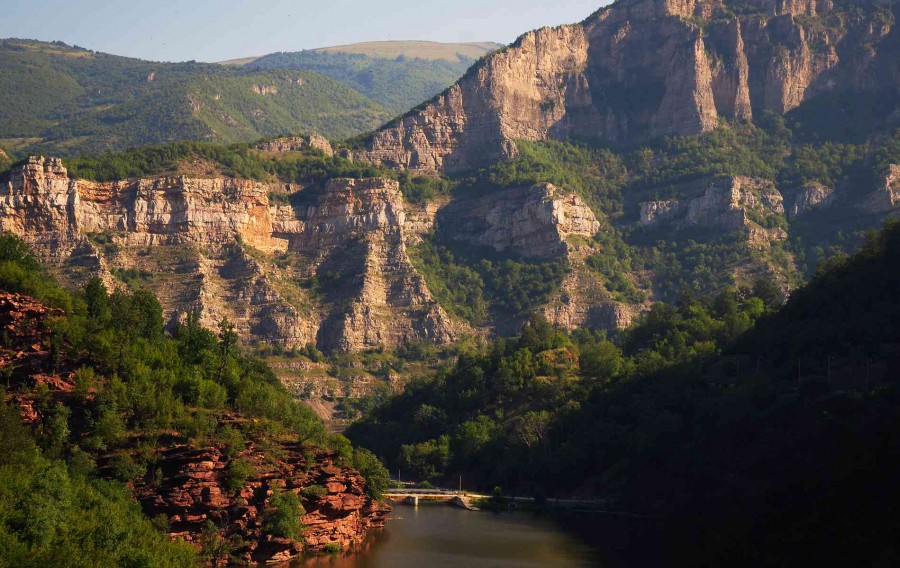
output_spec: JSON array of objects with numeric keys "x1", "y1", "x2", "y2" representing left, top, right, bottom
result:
[{"x1": 0, "y1": 1, "x2": 610, "y2": 62}]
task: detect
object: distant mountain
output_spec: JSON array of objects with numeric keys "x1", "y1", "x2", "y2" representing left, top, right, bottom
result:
[
  {"x1": 311, "y1": 41, "x2": 503, "y2": 61},
  {"x1": 244, "y1": 41, "x2": 502, "y2": 115},
  {"x1": 0, "y1": 39, "x2": 391, "y2": 157}
]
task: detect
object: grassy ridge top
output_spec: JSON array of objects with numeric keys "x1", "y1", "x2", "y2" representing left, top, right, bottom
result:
[{"x1": 312, "y1": 40, "x2": 502, "y2": 61}]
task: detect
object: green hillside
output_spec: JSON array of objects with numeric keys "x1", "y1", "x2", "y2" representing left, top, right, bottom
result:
[
  {"x1": 348, "y1": 219, "x2": 900, "y2": 565},
  {"x1": 247, "y1": 42, "x2": 501, "y2": 115},
  {"x1": 0, "y1": 39, "x2": 391, "y2": 157}
]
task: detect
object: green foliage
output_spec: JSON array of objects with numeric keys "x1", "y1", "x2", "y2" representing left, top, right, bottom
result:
[
  {"x1": 348, "y1": 285, "x2": 775, "y2": 489},
  {"x1": 64, "y1": 139, "x2": 393, "y2": 184},
  {"x1": 223, "y1": 459, "x2": 256, "y2": 494},
  {"x1": 410, "y1": 237, "x2": 568, "y2": 326},
  {"x1": 397, "y1": 171, "x2": 454, "y2": 203},
  {"x1": 0, "y1": 39, "x2": 389, "y2": 157},
  {"x1": 263, "y1": 487, "x2": 305, "y2": 540},
  {"x1": 0, "y1": 234, "x2": 395, "y2": 565},
  {"x1": 458, "y1": 139, "x2": 628, "y2": 218},
  {"x1": 0, "y1": 403, "x2": 197, "y2": 566},
  {"x1": 633, "y1": 124, "x2": 789, "y2": 189},
  {"x1": 351, "y1": 220, "x2": 900, "y2": 565},
  {"x1": 352, "y1": 448, "x2": 390, "y2": 500}
]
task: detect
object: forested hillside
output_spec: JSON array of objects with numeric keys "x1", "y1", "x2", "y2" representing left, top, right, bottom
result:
[
  {"x1": 0, "y1": 233, "x2": 389, "y2": 564},
  {"x1": 348, "y1": 220, "x2": 900, "y2": 565},
  {"x1": 0, "y1": 39, "x2": 390, "y2": 157}
]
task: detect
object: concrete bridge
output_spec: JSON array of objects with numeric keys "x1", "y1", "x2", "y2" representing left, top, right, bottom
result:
[
  {"x1": 385, "y1": 488, "x2": 655, "y2": 517},
  {"x1": 384, "y1": 490, "x2": 485, "y2": 510}
]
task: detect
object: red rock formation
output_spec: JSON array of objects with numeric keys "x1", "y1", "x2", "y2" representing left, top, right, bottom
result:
[{"x1": 132, "y1": 435, "x2": 389, "y2": 564}]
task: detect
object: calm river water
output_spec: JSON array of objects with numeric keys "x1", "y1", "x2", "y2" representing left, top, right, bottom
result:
[{"x1": 297, "y1": 503, "x2": 607, "y2": 567}]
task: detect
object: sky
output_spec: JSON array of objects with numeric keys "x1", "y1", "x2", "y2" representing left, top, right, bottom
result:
[{"x1": 0, "y1": 0, "x2": 609, "y2": 63}]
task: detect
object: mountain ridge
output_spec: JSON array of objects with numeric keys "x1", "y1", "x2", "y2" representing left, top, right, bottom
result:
[{"x1": 351, "y1": 0, "x2": 899, "y2": 173}]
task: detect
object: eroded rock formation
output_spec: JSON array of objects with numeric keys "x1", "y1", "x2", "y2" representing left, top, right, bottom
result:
[
  {"x1": 439, "y1": 183, "x2": 600, "y2": 259},
  {"x1": 639, "y1": 176, "x2": 787, "y2": 246},
  {"x1": 352, "y1": 0, "x2": 895, "y2": 173},
  {"x1": 0, "y1": 157, "x2": 458, "y2": 353},
  {"x1": 135, "y1": 439, "x2": 388, "y2": 564},
  {"x1": 859, "y1": 164, "x2": 900, "y2": 216}
]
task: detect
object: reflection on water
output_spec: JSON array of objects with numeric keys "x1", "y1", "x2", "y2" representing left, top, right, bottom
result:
[{"x1": 296, "y1": 504, "x2": 602, "y2": 567}]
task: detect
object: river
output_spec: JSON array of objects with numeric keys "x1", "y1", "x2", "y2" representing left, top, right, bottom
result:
[{"x1": 296, "y1": 503, "x2": 618, "y2": 567}]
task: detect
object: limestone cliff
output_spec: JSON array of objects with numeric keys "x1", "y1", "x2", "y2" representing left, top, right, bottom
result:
[
  {"x1": 859, "y1": 164, "x2": 900, "y2": 216},
  {"x1": 0, "y1": 157, "x2": 458, "y2": 353},
  {"x1": 639, "y1": 176, "x2": 787, "y2": 247},
  {"x1": 352, "y1": 0, "x2": 896, "y2": 173},
  {"x1": 439, "y1": 183, "x2": 600, "y2": 259}
]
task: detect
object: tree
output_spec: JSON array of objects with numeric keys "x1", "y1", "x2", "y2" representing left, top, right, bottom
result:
[
  {"x1": 752, "y1": 277, "x2": 783, "y2": 310},
  {"x1": 84, "y1": 277, "x2": 110, "y2": 321},
  {"x1": 264, "y1": 487, "x2": 305, "y2": 540},
  {"x1": 217, "y1": 318, "x2": 238, "y2": 382},
  {"x1": 352, "y1": 448, "x2": 390, "y2": 500}
]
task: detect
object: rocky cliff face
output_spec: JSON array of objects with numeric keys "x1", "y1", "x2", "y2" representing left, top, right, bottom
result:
[
  {"x1": 639, "y1": 176, "x2": 787, "y2": 246},
  {"x1": 0, "y1": 157, "x2": 459, "y2": 353},
  {"x1": 352, "y1": 0, "x2": 896, "y2": 173},
  {"x1": 859, "y1": 164, "x2": 900, "y2": 215},
  {"x1": 439, "y1": 183, "x2": 600, "y2": 259}
]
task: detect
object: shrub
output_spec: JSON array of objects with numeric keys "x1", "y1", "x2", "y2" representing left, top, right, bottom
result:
[{"x1": 264, "y1": 488, "x2": 305, "y2": 540}]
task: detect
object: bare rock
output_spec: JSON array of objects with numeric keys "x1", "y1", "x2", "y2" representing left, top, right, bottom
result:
[
  {"x1": 440, "y1": 183, "x2": 600, "y2": 260},
  {"x1": 788, "y1": 181, "x2": 834, "y2": 219},
  {"x1": 0, "y1": 158, "x2": 458, "y2": 353},
  {"x1": 858, "y1": 164, "x2": 900, "y2": 216},
  {"x1": 639, "y1": 176, "x2": 787, "y2": 246},
  {"x1": 351, "y1": 0, "x2": 886, "y2": 173}
]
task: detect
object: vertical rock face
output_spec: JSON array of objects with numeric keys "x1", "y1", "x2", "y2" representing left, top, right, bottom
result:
[
  {"x1": 858, "y1": 164, "x2": 900, "y2": 215},
  {"x1": 353, "y1": 0, "x2": 893, "y2": 173},
  {"x1": 639, "y1": 176, "x2": 787, "y2": 245},
  {"x1": 439, "y1": 183, "x2": 600, "y2": 259},
  {"x1": 787, "y1": 181, "x2": 834, "y2": 219},
  {"x1": 0, "y1": 158, "x2": 458, "y2": 353}
]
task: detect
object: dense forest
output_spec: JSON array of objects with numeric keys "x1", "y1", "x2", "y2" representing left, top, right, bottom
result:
[
  {"x1": 0, "y1": 39, "x2": 390, "y2": 157},
  {"x1": 0, "y1": 233, "x2": 388, "y2": 564},
  {"x1": 348, "y1": 220, "x2": 900, "y2": 565}
]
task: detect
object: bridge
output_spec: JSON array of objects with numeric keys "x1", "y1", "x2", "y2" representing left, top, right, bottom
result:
[
  {"x1": 383, "y1": 489, "x2": 486, "y2": 510},
  {"x1": 384, "y1": 488, "x2": 656, "y2": 517}
]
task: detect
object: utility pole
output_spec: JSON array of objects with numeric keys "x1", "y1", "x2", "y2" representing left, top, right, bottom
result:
[{"x1": 458, "y1": 475, "x2": 462, "y2": 496}]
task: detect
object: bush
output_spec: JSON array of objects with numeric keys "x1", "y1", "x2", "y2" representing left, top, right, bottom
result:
[
  {"x1": 223, "y1": 459, "x2": 256, "y2": 494},
  {"x1": 264, "y1": 488, "x2": 305, "y2": 540},
  {"x1": 352, "y1": 449, "x2": 390, "y2": 500}
]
